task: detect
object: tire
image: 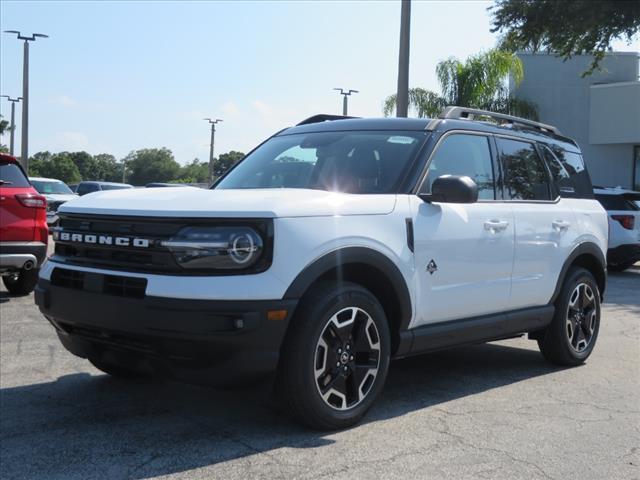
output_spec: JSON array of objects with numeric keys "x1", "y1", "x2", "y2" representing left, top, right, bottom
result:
[
  {"x1": 538, "y1": 267, "x2": 601, "y2": 366},
  {"x1": 607, "y1": 260, "x2": 636, "y2": 272},
  {"x1": 2, "y1": 268, "x2": 39, "y2": 295},
  {"x1": 276, "y1": 281, "x2": 391, "y2": 430},
  {"x1": 89, "y1": 357, "x2": 146, "y2": 379}
]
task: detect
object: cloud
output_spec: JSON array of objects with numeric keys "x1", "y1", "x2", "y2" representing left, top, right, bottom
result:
[
  {"x1": 222, "y1": 101, "x2": 240, "y2": 117},
  {"x1": 48, "y1": 95, "x2": 78, "y2": 107},
  {"x1": 251, "y1": 100, "x2": 298, "y2": 129},
  {"x1": 53, "y1": 131, "x2": 90, "y2": 151}
]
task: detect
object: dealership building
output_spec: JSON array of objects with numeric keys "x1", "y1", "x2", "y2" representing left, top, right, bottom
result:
[{"x1": 512, "y1": 52, "x2": 640, "y2": 190}]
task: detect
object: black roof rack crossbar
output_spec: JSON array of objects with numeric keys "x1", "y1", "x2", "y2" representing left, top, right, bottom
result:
[
  {"x1": 296, "y1": 114, "x2": 359, "y2": 126},
  {"x1": 439, "y1": 106, "x2": 561, "y2": 136}
]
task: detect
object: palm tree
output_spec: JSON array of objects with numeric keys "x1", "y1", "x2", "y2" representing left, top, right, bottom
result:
[{"x1": 383, "y1": 49, "x2": 538, "y2": 120}]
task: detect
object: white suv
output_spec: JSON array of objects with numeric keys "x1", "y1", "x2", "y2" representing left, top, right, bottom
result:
[
  {"x1": 35, "y1": 107, "x2": 608, "y2": 430},
  {"x1": 594, "y1": 187, "x2": 640, "y2": 271}
]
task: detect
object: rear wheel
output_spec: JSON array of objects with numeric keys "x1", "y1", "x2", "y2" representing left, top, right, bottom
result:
[
  {"x1": 2, "y1": 268, "x2": 39, "y2": 295},
  {"x1": 538, "y1": 267, "x2": 601, "y2": 366},
  {"x1": 276, "y1": 281, "x2": 390, "y2": 430}
]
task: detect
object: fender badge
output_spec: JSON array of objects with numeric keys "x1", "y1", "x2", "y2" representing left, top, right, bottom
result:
[{"x1": 427, "y1": 260, "x2": 438, "y2": 275}]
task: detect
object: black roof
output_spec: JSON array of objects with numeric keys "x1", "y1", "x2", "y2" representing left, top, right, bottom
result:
[{"x1": 278, "y1": 116, "x2": 579, "y2": 152}]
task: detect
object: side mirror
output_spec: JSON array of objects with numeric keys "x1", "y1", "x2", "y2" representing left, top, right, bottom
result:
[{"x1": 419, "y1": 175, "x2": 479, "y2": 204}]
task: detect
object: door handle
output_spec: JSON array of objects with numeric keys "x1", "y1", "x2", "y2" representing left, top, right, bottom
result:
[
  {"x1": 484, "y1": 220, "x2": 509, "y2": 233},
  {"x1": 553, "y1": 220, "x2": 571, "y2": 231}
]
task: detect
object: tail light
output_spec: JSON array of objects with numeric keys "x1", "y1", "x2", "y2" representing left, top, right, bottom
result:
[
  {"x1": 611, "y1": 215, "x2": 635, "y2": 230},
  {"x1": 16, "y1": 193, "x2": 47, "y2": 209}
]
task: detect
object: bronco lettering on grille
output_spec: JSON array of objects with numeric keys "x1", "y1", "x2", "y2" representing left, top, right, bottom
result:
[{"x1": 57, "y1": 231, "x2": 151, "y2": 248}]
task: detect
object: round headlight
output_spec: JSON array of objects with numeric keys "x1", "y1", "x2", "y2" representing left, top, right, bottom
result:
[
  {"x1": 162, "y1": 226, "x2": 264, "y2": 271},
  {"x1": 229, "y1": 232, "x2": 257, "y2": 264}
]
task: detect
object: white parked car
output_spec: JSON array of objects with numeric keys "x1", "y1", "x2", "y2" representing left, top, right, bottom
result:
[
  {"x1": 29, "y1": 177, "x2": 78, "y2": 227},
  {"x1": 594, "y1": 187, "x2": 640, "y2": 271},
  {"x1": 35, "y1": 108, "x2": 608, "y2": 430}
]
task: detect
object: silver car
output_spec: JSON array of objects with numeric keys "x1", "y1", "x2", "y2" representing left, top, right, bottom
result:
[{"x1": 29, "y1": 177, "x2": 78, "y2": 227}]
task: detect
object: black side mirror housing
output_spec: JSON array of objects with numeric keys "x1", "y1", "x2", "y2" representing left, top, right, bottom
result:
[{"x1": 419, "y1": 175, "x2": 479, "y2": 204}]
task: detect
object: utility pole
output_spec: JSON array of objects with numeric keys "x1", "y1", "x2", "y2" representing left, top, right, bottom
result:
[
  {"x1": 396, "y1": 0, "x2": 411, "y2": 117},
  {"x1": 333, "y1": 88, "x2": 358, "y2": 115},
  {"x1": 0, "y1": 95, "x2": 22, "y2": 156},
  {"x1": 4, "y1": 31, "x2": 48, "y2": 172},
  {"x1": 204, "y1": 118, "x2": 223, "y2": 185}
]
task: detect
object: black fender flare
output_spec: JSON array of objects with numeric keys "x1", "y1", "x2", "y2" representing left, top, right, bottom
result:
[
  {"x1": 283, "y1": 247, "x2": 413, "y2": 331},
  {"x1": 550, "y1": 242, "x2": 607, "y2": 303}
]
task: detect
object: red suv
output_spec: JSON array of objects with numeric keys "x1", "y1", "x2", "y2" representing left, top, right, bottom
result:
[{"x1": 0, "y1": 153, "x2": 48, "y2": 294}]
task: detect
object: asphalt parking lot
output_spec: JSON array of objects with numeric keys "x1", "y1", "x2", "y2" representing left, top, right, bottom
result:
[{"x1": 1, "y1": 263, "x2": 638, "y2": 480}]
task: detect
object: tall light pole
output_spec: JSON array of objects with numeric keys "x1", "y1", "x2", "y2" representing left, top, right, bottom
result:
[
  {"x1": 4, "y1": 31, "x2": 49, "y2": 172},
  {"x1": 204, "y1": 118, "x2": 222, "y2": 185},
  {"x1": 396, "y1": 0, "x2": 411, "y2": 117},
  {"x1": 1, "y1": 95, "x2": 22, "y2": 156},
  {"x1": 333, "y1": 88, "x2": 358, "y2": 115}
]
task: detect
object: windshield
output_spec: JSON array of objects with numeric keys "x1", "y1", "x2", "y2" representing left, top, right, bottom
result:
[
  {"x1": 31, "y1": 180, "x2": 74, "y2": 194},
  {"x1": 216, "y1": 130, "x2": 426, "y2": 194}
]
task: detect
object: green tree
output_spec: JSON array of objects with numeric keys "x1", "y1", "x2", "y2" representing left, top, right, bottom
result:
[
  {"x1": 124, "y1": 148, "x2": 180, "y2": 185},
  {"x1": 0, "y1": 115, "x2": 9, "y2": 153},
  {"x1": 383, "y1": 49, "x2": 537, "y2": 120},
  {"x1": 490, "y1": 0, "x2": 640, "y2": 76},
  {"x1": 31, "y1": 154, "x2": 81, "y2": 184},
  {"x1": 93, "y1": 153, "x2": 123, "y2": 182},
  {"x1": 174, "y1": 158, "x2": 209, "y2": 183},
  {"x1": 65, "y1": 151, "x2": 101, "y2": 180},
  {"x1": 214, "y1": 151, "x2": 244, "y2": 179}
]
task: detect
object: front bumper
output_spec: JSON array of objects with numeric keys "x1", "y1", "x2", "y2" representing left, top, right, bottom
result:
[
  {"x1": 0, "y1": 242, "x2": 48, "y2": 272},
  {"x1": 35, "y1": 272, "x2": 298, "y2": 385},
  {"x1": 607, "y1": 244, "x2": 640, "y2": 266}
]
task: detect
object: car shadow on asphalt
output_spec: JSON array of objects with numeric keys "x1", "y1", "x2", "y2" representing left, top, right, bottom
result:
[{"x1": 0, "y1": 342, "x2": 566, "y2": 479}]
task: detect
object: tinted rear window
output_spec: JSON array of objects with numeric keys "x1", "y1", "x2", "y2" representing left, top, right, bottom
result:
[
  {"x1": 0, "y1": 161, "x2": 30, "y2": 187},
  {"x1": 77, "y1": 183, "x2": 99, "y2": 195},
  {"x1": 595, "y1": 194, "x2": 640, "y2": 211},
  {"x1": 542, "y1": 146, "x2": 593, "y2": 198}
]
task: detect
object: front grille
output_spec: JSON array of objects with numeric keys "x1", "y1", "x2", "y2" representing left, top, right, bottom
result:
[
  {"x1": 54, "y1": 214, "x2": 184, "y2": 273},
  {"x1": 51, "y1": 268, "x2": 147, "y2": 299},
  {"x1": 53, "y1": 213, "x2": 273, "y2": 275},
  {"x1": 103, "y1": 274, "x2": 147, "y2": 298}
]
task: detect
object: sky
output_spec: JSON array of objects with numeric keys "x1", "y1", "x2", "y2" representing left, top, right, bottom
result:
[{"x1": 1, "y1": 0, "x2": 638, "y2": 165}]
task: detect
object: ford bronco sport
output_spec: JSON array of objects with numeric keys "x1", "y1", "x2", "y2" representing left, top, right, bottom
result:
[{"x1": 36, "y1": 107, "x2": 608, "y2": 430}]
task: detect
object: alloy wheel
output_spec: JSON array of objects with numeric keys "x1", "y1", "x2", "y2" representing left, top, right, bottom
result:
[
  {"x1": 566, "y1": 283, "x2": 598, "y2": 353},
  {"x1": 314, "y1": 307, "x2": 381, "y2": 410}
]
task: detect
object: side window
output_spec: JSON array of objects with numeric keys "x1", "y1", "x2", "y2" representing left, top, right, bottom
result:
[
  {"x1": 497, "y1": 138, "x2": 551, "y2": 201},
  {"x1": 541, "y1": 146, "x2": 573, "y2": 197},
  {"x1": 422, "y1": 134, "x2": 496, "y2": 200},
  {"x1": 77, "y1": 183, "x2": 97, "y2": 195},
  {"x1": 545, "y1": 146, "x2": 594, "y2": 198}
]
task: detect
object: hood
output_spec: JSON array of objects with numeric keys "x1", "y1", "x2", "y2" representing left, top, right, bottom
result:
[{"x1": 58, "y1": 187, "x2": 397, "y2": 218}]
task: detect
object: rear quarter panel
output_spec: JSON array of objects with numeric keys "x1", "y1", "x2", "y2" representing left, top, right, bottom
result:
[{"x1": 567, "y1": 198, "x2": 609, "y2": 259}]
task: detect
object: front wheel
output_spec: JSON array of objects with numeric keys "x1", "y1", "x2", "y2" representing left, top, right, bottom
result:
[
  {"x1": 538, "y1": 267, "x2": 601, "y2": 366},
  {"x1": 276, "y1": 281, "x2": 391, "y2": 430}
]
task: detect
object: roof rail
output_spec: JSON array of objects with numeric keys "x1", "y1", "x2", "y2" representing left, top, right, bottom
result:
[
  {"x1": 439, "y1": 106, "x2": 561, "y2": 136},
  {"x1": 296, "y1": 114, "x2": 358, "y2": 126}
]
